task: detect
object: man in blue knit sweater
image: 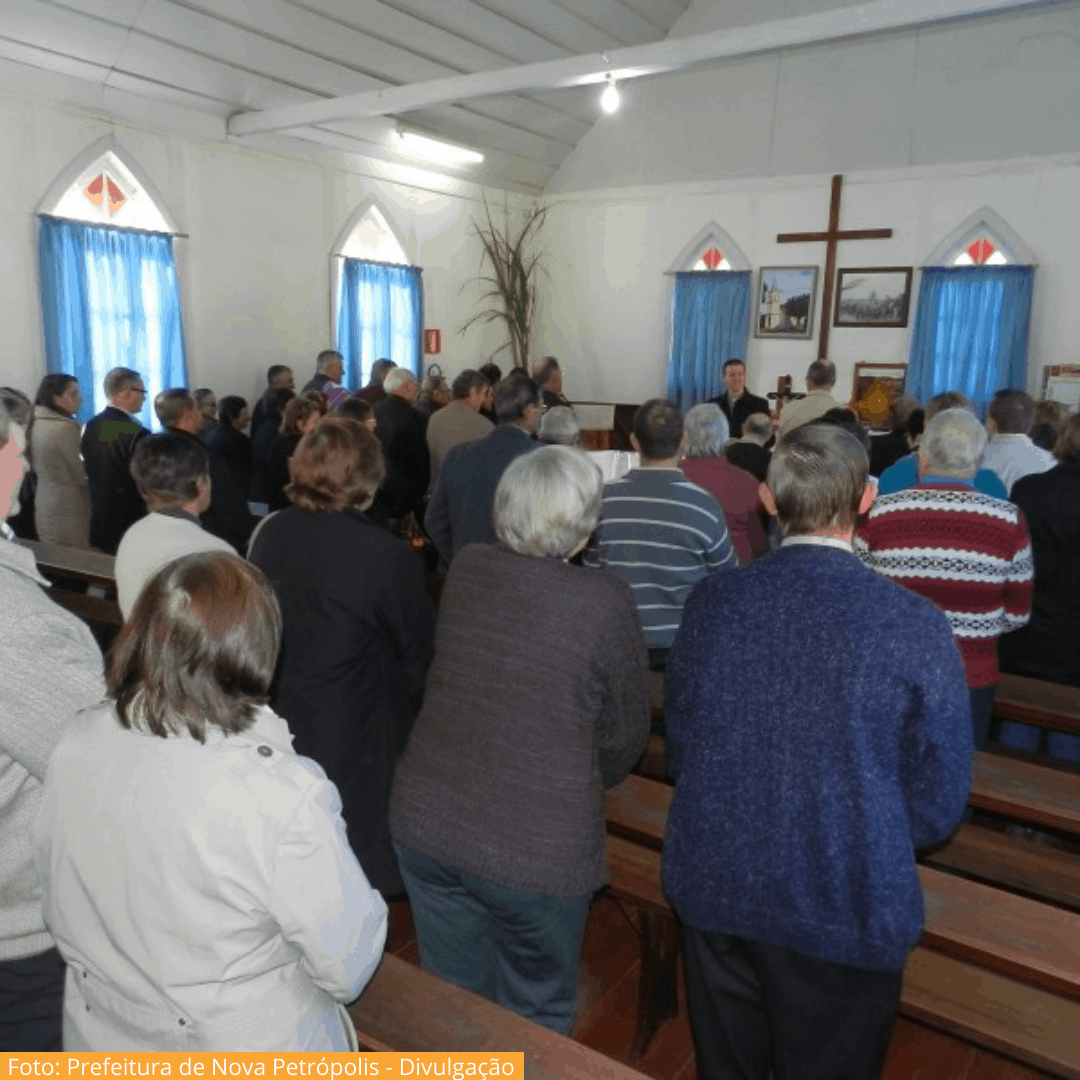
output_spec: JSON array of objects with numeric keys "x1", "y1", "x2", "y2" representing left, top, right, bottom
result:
[{"x1": 663, "y1": 423, "x2": 971, "y2": 1080}]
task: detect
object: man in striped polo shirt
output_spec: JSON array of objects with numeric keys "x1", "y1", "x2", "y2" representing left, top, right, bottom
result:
[
  {"x1": 584, "y1": 399, "x2": 738, "y2": 672},
  {"x1": 856, "y1": 407, "x2": 1033, "y2": 750}
]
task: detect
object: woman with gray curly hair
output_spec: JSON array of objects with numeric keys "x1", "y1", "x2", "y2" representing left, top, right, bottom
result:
[
  {"x1": 390, "y1": 446, "x2": 649, "y2": 1036},
  {"x1": 681, "y1": 402, "x2": 768, "y2": 562}
]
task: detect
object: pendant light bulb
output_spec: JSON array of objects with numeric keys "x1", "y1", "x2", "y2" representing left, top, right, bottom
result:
[{"x1": 600, "y1": 76, "x2": 620, "y2": 114}]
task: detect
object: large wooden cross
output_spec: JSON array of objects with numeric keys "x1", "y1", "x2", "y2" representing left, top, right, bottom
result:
[{"x1": 777, "y1": 174, "x2": 892, "y2": 360}]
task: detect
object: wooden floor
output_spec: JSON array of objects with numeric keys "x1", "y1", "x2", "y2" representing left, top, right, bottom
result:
[{"x1": 384, "y1": 894, "x2": 1057, "y2": 1080}]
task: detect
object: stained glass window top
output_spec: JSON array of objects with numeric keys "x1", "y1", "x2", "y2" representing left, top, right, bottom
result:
[
  {"x1": 338, "y1": 205, "x2": 408, "y2": 264},
  {"x1": 46, "y1": 151, "x2": 171, "y2": 232},
  {"x1": 952, "y1": 235, "x2": 1010, "y2": 266},
  {"x1": 691, "y1": 247, "x2": 731, "y2": 271}
]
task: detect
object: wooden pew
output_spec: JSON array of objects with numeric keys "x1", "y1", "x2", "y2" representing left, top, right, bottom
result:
[
  {"x1": 995, "y1": 674, "x2": 1080, "y2": 740},
  {"x1": 349, "y1": 951, "x2": 653, "y2": 1080},
  {"x1": 606, "y1": 828, "x2": 1080, "y2": 1004},
  {"x1": 645, "y1": 670, "x2": 1080, "y2": 756},
  {"x1": 609, "y1": 764, "x2": 1080, "y2": 847},
  {"x1": 634, "y1": 731, "x2": 1080, "y2": 840},
  {"x1": 923, "y1": 825, "x2": 1080, "y2": 912},
  {"x1": 604, "y1": 831, "x2": 1080, "y2": 1077},
  {"x1": 17, "y1": 538, "x2": 121, "y2": 630},
  {"x1": 613, "y1": 763, "x2": 1080, "y2": 912},
  {"x1": 19, "y1": 537, "x2": 116, "y2": 588},
  {"x1": 902, "y1": 950, "x2": 1080, "y2": 1080},
  {"x1": 972, "y1": 753, "x2": 1080, "y2": 836}
]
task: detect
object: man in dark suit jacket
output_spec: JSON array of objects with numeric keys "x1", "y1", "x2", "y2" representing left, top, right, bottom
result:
[
  {"x1": 81, "y1": 367, "x2": 149, "y2": 554},
  {"x1": 374, "y1": 369, "x2": 429, "y2": 521},
  {"x1": 250, "y1": 364, "x2": 295, "y2": 440},
  {"x1": 533, "y1": 356, "x2": 571, "y2": 410},
  {"x1": 355, "y1": 359, "x2": 396, "y2": 405},
  {"x1": 997, "y1": 418, "x2": 1080, "y2": 762},
  {"x1": 425, "y1": 372, "x2": 541, "y2": 567},
  {"x1": 710, "y1": 359, "x2": 770, "y2": 439},
  {"x1": 155, "y1": 389, "x2": 256, "y2": 552},
  {"x1": 301, "y1": 349, "x2": 347, "y2": 400}
]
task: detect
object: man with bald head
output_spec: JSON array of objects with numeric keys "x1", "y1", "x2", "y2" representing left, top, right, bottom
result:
[
  {"x1": 374, "y1": 368, "x2": 430, "y2": 521},
  {"x1": 777, "y1": 361, "x2": 843, "y2": 438}
]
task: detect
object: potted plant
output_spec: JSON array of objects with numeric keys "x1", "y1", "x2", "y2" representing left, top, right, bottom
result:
[{"x1": 461, "y1": 198, "x2": 547, "y2": 371}]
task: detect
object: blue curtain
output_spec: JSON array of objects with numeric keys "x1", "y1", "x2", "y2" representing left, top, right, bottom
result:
[
  {"x1": 908, "y1": 266, "x2": 1035, "y2": 415},
  {"x1": 336, "y1": 259, "x2": 423, "y2": 386},
  {"x1": 38, "y1": 216, "x2": 187, "y2": 427},
  {"x1": 667, "y1": 271, "x2": 751, "y2": 410}
]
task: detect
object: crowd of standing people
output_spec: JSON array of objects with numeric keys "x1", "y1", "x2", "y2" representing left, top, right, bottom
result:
[{"x1": 0, "y1": 348, "x2": 1077, "y2": 1078}]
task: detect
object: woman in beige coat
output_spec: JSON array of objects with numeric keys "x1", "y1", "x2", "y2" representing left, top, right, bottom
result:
[{"x1": 32, "y1": 374, "x2": 90, "y2": 548}]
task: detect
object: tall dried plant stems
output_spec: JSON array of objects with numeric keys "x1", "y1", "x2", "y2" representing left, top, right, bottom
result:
[{"x1": 460, "y1": 198, "x2": 548, "y2": 371}]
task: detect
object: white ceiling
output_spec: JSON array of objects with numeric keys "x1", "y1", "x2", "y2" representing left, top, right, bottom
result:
[{"x1": 0, "y1": 0, "x2": 690, "y2": 192}]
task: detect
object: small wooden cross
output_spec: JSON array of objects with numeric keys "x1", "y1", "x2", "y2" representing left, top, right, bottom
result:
[{"x1": 777, "y1": 174, "x2": 892, "y2": 360}]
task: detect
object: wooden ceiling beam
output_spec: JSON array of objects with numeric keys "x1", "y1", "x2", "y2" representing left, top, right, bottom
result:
[{"x1": 228, "y1": 0, "x2": 1048, "y2": 136}]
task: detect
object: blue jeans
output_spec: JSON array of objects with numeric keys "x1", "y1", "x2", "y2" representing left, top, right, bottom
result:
[
  {"x1": 394, "y1": 844, "x2": 591, "y2": 1035},
  {"x1": 997, "y1": 720, "x2": 1080, "y2": 763}
]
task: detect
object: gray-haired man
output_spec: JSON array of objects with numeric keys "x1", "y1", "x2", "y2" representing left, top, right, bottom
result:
[{"x1": 81, "y1": 367, "x2": 149, "y2": 554}]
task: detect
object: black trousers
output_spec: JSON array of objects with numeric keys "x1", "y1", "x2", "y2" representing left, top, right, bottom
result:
[
  {"x1": 969, "y1": 684, "x2": 997, "y2": 752},
  {"x1": 683, "y1": 928, "x2": 901, "y2": 1080},
  {"x1": 0, "y1": 948, "x2": 66, "y2": 1051}
]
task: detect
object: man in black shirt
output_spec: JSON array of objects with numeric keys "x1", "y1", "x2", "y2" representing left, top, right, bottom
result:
[
  {"x1": 710, "y1": 359, "x2": 769, "y2": 439},
  {"x1": 250, "y1": 364, "x2": 295, "y2": 439}
]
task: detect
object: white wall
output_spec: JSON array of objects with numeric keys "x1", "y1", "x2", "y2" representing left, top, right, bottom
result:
[
  {"x1": 549, "y1": 1, "x2": 1080, "y2": 193},
  {"x1": 536, "y1": 156, "x2": 1077, "y2": 406},
  {"x1": 533, "y1": 0, "x2": 1080, "y2": 406},
  {"x1": 0, "y1": 87, "x2": 526, "y2": 410},
  {"x1": 6, "y1": 0, "x2": 1080, "y2": 414}
]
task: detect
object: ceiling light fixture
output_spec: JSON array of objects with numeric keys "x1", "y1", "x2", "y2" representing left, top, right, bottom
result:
[
  {"x1": 392, "y1": 131, "x2": 484, "y2": 166},
  {"x1": 600, "y1": 74, "x2": 620, "y2": 114}
]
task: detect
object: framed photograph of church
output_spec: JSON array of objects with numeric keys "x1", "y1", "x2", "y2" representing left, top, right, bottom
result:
[
  {"x1": 755, "y1": 266, "x2": 818, "y2": 339},
  {"x1": 833, "y1": 267, "x2": 913, "y2": 328}
]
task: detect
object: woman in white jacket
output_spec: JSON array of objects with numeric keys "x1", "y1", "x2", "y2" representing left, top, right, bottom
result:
[{"x1": 35, "y1": 551, "x2": 387, "y2": 1051}]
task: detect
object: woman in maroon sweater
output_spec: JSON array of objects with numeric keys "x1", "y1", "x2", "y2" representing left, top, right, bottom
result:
[
  {"x1": 390, "y1": 446, "x2": 649, "y2": 1035},
  {"x1": 681, "y1": 403, "x2": 768, "y2": 563}
]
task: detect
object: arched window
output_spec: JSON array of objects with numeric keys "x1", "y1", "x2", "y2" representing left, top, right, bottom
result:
[
  {"x1": 909, "y1": 210, "x2": 1035, "y2": 410},
  {"x1": 672, "y1": 222, "x2": 752, "y2": 274},
  {"x1": 926, "y1": 209, "x2": 1032, "y2": 269},
  {"x1": 36, "y1": 138, "x2": 186, "y2": 426},
  {"x1": 667, "y1": 223, "x2": 752, "y2": 408},
  {"x1": 332, "y1": 200, "x2": 422, "y2": 388}
]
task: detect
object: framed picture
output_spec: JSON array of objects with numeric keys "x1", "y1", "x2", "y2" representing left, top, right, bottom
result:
[
  {"x1": 852, "y1": 363, "x2": 908, "y2": 429},
  {"x1": 833, "y1": 267, "x2": 913, "y2": 328},
  {"x1": 755, "y1": 266, "x2": 818, "y2": 339},
  {"x1": 1042, "y1": 365, "x2": 1080, "y2": 410}
]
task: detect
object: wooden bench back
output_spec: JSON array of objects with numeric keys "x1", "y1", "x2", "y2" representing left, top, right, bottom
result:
[
  {"x1": 17, "y1": 538, "x2": 121, "y2": 629},
  {"x1": 996, "y1": 674, "x2": 1080, "y2": 739},
  {"x1": 349, "y1": 953, "x2": 653, "y2": 1080}
]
